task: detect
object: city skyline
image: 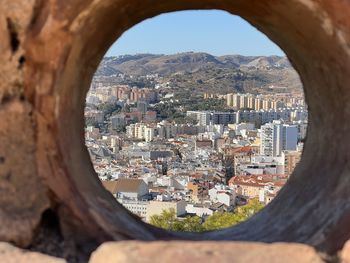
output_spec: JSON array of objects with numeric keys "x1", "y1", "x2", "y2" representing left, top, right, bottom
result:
[{"x1": 106, "y1": 10, "x2": 285, "y2": 57}]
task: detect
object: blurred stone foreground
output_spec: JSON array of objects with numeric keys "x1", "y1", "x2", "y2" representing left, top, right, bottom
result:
[
  {"x1": 1, "y1": 0, "x2": 350, "y2": 262},
  {"x1": 2, "y1": 240, "x2": 350, "y2": 262}
]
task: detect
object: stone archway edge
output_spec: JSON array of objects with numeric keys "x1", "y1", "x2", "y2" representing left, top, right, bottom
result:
[{"x1": 0, "y1": 0, "x2": 350, "y2": 261}]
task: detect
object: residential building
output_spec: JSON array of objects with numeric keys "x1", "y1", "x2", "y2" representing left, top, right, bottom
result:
[
  {"x1": 237, "y1": 107, "x2": 308, "y2": 126},
  {"x1": 137, "y1": 101, "x2": 148, "y2": 113},
  {"x1": 111, "y1": 114, "x2": 126, "y2": 129},
  {"x1": 186, "y1": 204, "x2": 214, "y2": 217},
  {"x1": 186, "y1": 111, "x2": 236, "y2": 126},
  {"x1": 260, "y1": 120, "x2": 298, "y2": 156},
  {"x1": 102, "y1": 179, "x2": 149, "y2": 200},
  {"x1": 146, "y1": 200, "x2": 187, "y2": 222},
  {"x1": 144, "y1": 126, "x2": 156, "y2": 142},
  {"x1": 283, "y1": 150, "x2": 302, "y2": 175},
  {"x1": 229, "y1": 174, "x2": 286, "y2": 200},
  {"x1": 117, "y1": 199, "x2": 148, "y2": 218}
]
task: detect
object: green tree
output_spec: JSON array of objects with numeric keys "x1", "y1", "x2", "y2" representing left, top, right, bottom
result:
[
  {"x1": 184, "y1": 115, "x2": 198, "y2": 125},
  {"x1": 122, "y1": 104, "x2": 131, "y2": 113},
  {"x1": 202, "y1": 199, "x2": 264, "y2": 231},
  {"x1": 181, "y1": 216, "x2": 204, "y2": 232},
  {"x1": 150, "y1": 209, "x2": 203, "y2": 232},
  {"x1": 149, "y1": 199, "x2": 265, "y2": 232},
  {"x1": 98, "y1": 102, "x2": 121, "y2": 117},
  {"x1": 202, "y1": 212, "x2": 240, "y2": 231},
  {"x1": 149, "y1": 209, "x2": 183, "y2": 231},
  {"x1": 235, "y1": 198, "x2": 264, "y2": 221}
]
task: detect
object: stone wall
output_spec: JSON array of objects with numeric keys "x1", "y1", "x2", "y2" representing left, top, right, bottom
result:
[{"x1": 0, "y1": 0, "x2": 350, "y2": 262}]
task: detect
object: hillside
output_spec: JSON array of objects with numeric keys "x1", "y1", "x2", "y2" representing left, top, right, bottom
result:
[{"x1": 95, "y1": 52, "x2": 302, "y2": 94}]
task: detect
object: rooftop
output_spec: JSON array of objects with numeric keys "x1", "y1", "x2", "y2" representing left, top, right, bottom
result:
[{"x1": 102, "y1": 178, "x2": 146, "y2": 194}]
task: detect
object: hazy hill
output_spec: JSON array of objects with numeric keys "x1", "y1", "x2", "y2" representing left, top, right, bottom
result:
[
  {"x1": 96, "y1": 52, "x2": 292, "y2": 76},
  {"x1": 95, "y1": 52, "x2": 302, "y2": 93}
]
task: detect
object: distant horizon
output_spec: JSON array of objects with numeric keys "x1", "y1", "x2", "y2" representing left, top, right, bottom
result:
[
  {"x1": 103, "y1": 51, "x2": 287, "y2": 58},
  {"x1": 106, "y1": 10, "x2": 285, "y2": 57}
]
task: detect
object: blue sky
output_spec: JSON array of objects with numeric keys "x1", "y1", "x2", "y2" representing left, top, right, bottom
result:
[{"x1": 106, "y1": 10, "x2": 284, "y2": 57}]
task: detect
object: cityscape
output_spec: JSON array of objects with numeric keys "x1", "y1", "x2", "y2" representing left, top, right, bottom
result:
[
  {"x1": 85, "y1": 57, "x2": 307, "y2": 230},
  {"x1": 2, "y1": 4, "x2": 349, "y2": 263}
]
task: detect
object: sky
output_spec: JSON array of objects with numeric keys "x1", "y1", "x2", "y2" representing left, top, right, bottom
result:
[{"x1": 106, "y1": 10, "x2": 285, "y2": 57}]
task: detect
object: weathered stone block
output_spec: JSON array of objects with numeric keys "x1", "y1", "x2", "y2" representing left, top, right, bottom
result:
[
  {"x1": 0, "y1": 242, "x2": 66, "y2": 263},
  {"x1": 0, "y1": 0, "x2": 350, "y2": 261},
  {"x1": 89, "y1": 241, "x2": 324, "y2": 263}
]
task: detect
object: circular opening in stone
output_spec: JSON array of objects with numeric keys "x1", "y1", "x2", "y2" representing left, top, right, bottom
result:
[{"x1": 84, "y1": 10, "x2": 307, "y2": 233}]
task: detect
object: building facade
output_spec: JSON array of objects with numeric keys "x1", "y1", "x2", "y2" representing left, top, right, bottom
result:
[{"x1": 260, "y1": 120, "x2": 298, "y2": 157}]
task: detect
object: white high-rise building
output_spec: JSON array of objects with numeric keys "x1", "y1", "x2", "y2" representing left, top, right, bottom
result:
[
  {"x1": 144, "y1": 127, "x2": 155, "y2": 142},
  {"x1": 260, "y1": 120, "x2": 298, "y2": 157},
  {"x1": 186, "y1": 111, "x2": 236, "y2": 126},
  {"x1": 135, "y1": 123, "x2": 145, "y2": 140},
  {"x1": 186, "y1": 111, "x2": 211, "y2": 126},
  {"x1": 227, "y1": 93, "x2": 234, "y2": 107}
]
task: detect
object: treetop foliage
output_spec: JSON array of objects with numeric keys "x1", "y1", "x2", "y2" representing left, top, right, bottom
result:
[{"x1": 149, "y1": 198, "x2": 264, "y2": 232}]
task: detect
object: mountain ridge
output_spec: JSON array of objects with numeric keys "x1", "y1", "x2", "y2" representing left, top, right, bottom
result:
[
  {"x1": 96, "y1": 52, "x2": 292, "y2": 76},
  {"x1": 95, "y1": 52, "x2": 302, "y2": 94}
]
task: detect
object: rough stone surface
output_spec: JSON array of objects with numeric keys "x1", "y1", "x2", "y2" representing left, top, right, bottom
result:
[
  {"x1": 0, "y1": 242, "x2": 66, "y2": 263},
  {"x1": 0, "y1": 0, "x2": 50, "y2": 248},
  {"x1": 89, "y1": 241, "x2": 325, "y2": 263},
  {"x1": 341, "y1": 240, "x2": 350, "y2": 263},
  {"x1": 0, "y1": 0, "x2": 350, "y2": 261},
  {"x1": 0, "y1": 100, "x2": 49, "y2": 247}
]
